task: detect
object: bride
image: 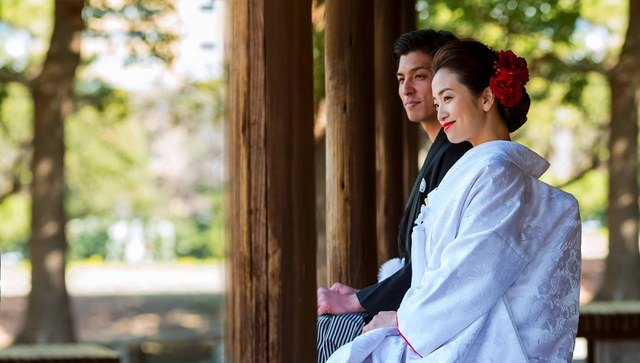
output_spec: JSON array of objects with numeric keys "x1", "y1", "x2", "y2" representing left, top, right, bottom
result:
[{"x1": 327, "y1": 39, "x2": 581, "y2": 363}]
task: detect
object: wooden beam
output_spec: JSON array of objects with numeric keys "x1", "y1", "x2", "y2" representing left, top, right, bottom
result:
[
  {"x1": 227, "y1": 0, "x2": 317, "y2": 361},
  {"x1": 401, "y1": 2, "x2": 419, "y2": 202},
  {"x1": 374, "y1": 0, "x2": 406, "y2": 265},
  {"x1": 325, "y1": 0, "x2": 377, "y2": 286}
]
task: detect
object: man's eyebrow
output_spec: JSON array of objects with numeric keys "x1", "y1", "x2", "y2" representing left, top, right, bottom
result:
[{"x1": 396, "y1": 66, "x2": 430, "y2": 77}]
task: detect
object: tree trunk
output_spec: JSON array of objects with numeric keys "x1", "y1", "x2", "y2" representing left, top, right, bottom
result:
[
  {"x1": 374, "y1": 0, "x2": 406, "y2": 265},
  {"x1": 325, "y1": 0, "x2": 377, "y2": 287},
  {"x1": 226, "y1": 0, "x2": 317, "y2": 361},
  {"x1": 17, "y1": 0, "x2": 84, "y2": 343},
  {"x1": 598, "y1": 0, "x2": 640, "y2": 300}
]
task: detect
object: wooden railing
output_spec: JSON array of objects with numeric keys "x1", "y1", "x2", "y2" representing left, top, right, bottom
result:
[
  {"x1": 0, "y1": 343, "x2": 119, "y2": 363},
  {"x1": 577, "y1": 301, "x2": 640, "y2": 363}
]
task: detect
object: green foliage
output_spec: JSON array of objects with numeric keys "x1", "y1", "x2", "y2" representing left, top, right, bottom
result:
[
  {"x1": 0, "y1": 0, "x2": 53, "y2": 37},
  {"x1": 83, "y1": 0, "x2": 178, "y2": 64},
  {"x1": 170, "y1": 79, "x2": 226, "y2": 128},
  {"x1": 0, "y1": 0, "x2": 53, "y2": 69},
  {"x1": 0, "y1": 82, "x2": 32, "y2": 141},
  {"x1": 416, "y1": 0, "x2": 625, "y2": 221},
  {"x1": 0, "y1": 0, "x2": 226, "y2": 263},
  {"x1": 0, "y1": 193, "x2": 28, "y2": 252},
  {"x1": 66, "y1": 98, "x2": 159, "y2": 220},
  {"x1": 67, "y1": 217, "x2": 110, "y2": 260},
  {"x1": 418, "y1": 0, "x2": 580, "y2": 46},
  {"x1": 174, "y1": 191, "x2": 225, "y2": 260},
  {"x1": 63, "y1": 78, "x2": 227, "y2": 261},
  {"x1": 211, "y1": 79, "x2": 226, "y2": 124},
  {"x1": 0, "y1": 83, "x2": 32, "y2": 188},
  {"x1": 562, "y1": 169, "x2": 607, "y2": 222}
]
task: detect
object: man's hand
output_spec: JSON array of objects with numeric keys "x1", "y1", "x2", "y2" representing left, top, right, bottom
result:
[
  {"x1": 362, "y1": 311, "x2": 397, "y2": 333},
  {"x1": 317, "y1": 282, "x2": 365, "y2": 316},
  {"x1": 329, "y1": 282, "x2": 358, "y2": 295}
]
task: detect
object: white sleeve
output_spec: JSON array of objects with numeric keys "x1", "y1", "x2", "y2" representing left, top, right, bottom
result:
[{"x1": 396, "y1": 161, "x2": 532, "y2": 357}]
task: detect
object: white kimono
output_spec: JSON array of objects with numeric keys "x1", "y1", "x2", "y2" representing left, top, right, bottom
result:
[{"x1": 328, "y1": 141, "x2": 581, "y2": 363}]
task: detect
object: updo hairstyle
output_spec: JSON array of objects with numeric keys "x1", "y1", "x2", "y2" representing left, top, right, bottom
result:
[{"x1": 431, "y1": 40, "x2": 530, "y2": 132}]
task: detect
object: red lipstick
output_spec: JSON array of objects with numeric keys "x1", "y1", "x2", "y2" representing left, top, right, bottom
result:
[{"x1": 442, "y1": 121, "x2": 455, "y2": 132}]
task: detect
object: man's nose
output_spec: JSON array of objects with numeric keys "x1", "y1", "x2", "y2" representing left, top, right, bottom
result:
[{"x1": 400, "y1": 80, "x2": 414, "y2": 95}]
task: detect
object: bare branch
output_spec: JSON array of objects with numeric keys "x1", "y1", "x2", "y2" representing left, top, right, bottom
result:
[
  {"x1": 0, "y1": 175, "x2": 23, "y2": 204},
  {"x1": 0, "y1": 141, "x2": 31, "y2": 203},
  {"x1": 529, "y1": 53, "x2": 607, "y2": 78},
  {"x1": 556, "y1": 153, "x2": 602, "y2": 189},
  {"x1": 0, "y1": 68, "x2": 30, "y2": 85}
]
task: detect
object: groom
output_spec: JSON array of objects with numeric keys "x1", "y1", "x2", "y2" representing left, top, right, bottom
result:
[{"x1": 316, "y1": 29, "x2": 471, "y2": 361}]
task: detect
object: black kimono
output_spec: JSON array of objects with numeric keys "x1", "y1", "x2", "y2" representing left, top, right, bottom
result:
[{"x1": 317, "y1": 129, "x2": 470, "y2": 362}]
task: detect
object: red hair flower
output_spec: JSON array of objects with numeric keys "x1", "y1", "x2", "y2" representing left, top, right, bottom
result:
[{"x1": 489, "y1": 50, "x2": 529, "y2": 108}]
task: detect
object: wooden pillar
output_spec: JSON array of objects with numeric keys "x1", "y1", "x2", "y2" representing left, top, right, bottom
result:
[
  {"x1": 325, "y1": 0, "x2": 377, "y2": 286},
  {"x1": 400, "y1": 1, "x2": 419, "y2": 201},
  {"x1": 226, "y1": 0, "x2": 316, "y2": 361},
  {"x1": 374, "y1": 0, "x2": 406, "y2": 264}
]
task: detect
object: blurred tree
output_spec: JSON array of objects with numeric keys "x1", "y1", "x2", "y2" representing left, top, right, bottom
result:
[
  {"x1": 598, "y1": 0, "x2": 640, "y2": 300},
  {"x1": 418, "y1": 0, "x2": 640, "y2": 299},
  {"x1": 17, "y1": 0, "x2": 83, "y2": 343},
  {"x1": 0, "y1": 0, "x2": 176, "y2": 343}
]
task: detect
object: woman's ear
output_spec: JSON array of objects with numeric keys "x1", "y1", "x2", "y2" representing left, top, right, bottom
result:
[{"x1": 481, "y1": 87, "x2": 495, "y2": 112}]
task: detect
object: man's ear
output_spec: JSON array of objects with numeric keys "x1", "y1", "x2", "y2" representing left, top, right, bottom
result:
[{"x1": 481, "y1": 87, "x2": 495, "y2": 112}]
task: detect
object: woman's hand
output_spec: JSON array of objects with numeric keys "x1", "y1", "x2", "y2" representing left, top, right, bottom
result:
[{"x1": 362, "y1": 311, "x2": 397, "y2": 333}]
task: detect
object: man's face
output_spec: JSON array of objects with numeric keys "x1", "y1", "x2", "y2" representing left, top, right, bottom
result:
[{"x1": 396, "y1": 51, "x2": 436, "y2": 123}]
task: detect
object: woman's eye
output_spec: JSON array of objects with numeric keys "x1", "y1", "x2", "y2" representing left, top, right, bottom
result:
[
  {"x1": 434, "y1": 103, "x2": 439, "y2": 110},
  {"x1": 444, "y1": 96, "x2": 452, "y2": 102},
  {"x1": 415, "y1": 74, "x2": 425, "y2": 80},
  {"x1": 398, "y1": 78, "x2": 404, "y2": 84}
]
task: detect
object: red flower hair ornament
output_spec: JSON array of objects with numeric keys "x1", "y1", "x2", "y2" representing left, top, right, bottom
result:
[{"x1": 489, "y1": 50, "x2": 529, "y2": 108}]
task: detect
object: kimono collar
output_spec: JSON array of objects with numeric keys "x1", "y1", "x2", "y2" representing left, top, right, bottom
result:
[{"x1": 472, "y1": 141, "x2": 549, "y2": 179}]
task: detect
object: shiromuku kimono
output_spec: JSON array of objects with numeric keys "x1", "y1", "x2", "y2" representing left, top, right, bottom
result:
[{"x1": 327, "y1": 141, "x2": 581, "y2": 363}]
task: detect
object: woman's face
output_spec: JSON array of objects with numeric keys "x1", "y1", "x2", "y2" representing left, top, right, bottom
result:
[{"x1": 432, "y1": 69, "x2": 487, "y2": 146}]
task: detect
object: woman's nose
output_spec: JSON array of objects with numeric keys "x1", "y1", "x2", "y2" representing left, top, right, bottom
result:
[{"x1": 437, "y1": 107, "x2": 448, "y2": 122}]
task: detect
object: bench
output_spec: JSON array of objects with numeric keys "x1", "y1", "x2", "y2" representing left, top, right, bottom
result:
[
  {"x1": 577, "y1": 300, "x2": 640, "y2": 363},
  {"x1": 0, "y1": 343, "x2": 119, "y2": 363}
]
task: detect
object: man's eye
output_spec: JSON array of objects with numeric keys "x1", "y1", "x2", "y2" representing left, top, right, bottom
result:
[
  {"x1": 398, "y1": 78, "x2": 404, "y2": 84},
  {"x1": 415, "y1": 74, "x2": 425, "y2": 80}
]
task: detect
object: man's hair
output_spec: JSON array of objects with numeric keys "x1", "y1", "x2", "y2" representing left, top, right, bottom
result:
[{"x1": 392, "y1": 29, "x2": 458, "y2": 63}]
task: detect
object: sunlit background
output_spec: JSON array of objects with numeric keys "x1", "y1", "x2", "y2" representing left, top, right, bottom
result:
[
  {"x1": 1, "y1": 0, "x2": 226, "y2": 362},
  {"x1": 0, "y1": 0, "x2": 637, "y2": 361}
]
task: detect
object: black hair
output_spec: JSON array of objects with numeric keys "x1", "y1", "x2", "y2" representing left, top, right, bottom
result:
[
  {"x1": 392, "y1": 29, "x2": 458, "y2": 64},
  {"x1": 432, "y1": 39, "x2": 530, "y2": 132}
]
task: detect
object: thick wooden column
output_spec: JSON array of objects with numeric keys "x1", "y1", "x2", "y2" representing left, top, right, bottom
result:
[
  {"x1": 400, "y1": 2, "x2": 419, "y2": 201},
  {"x1": 374, "y1": 0, "x2": 406, "y2": 264},
  {"x1": 227, "y1": 0, "x2": 316, "y2": 361},
  {"x1": 325, "y1": 1, "x2": 377, "y2": 286}
]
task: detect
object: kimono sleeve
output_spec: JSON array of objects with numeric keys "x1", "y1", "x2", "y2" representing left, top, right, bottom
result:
[
  {"x1": 356, "y1": 261, "x2": 412, "y2": 315},
  {"x1": 396, "y1": 161, "x2": 532, "y2": 357}
]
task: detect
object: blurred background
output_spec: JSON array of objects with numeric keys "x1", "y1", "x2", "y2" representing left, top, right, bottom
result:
[
  {"x1": 1, "y1": 0, "x2": 639, "y2": 362},
  {"x1": 0, "y1": 0, "x2": 226, "y2": 362}
]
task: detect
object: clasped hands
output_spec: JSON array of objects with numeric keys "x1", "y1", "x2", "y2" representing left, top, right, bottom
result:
[{"x1": 317, "y1": 282, "x2": 397, "y2": 333}]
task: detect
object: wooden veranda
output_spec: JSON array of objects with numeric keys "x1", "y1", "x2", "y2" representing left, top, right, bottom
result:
[{"x1": 226, "y1": 0, "x2": 418, "y2": 361}]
